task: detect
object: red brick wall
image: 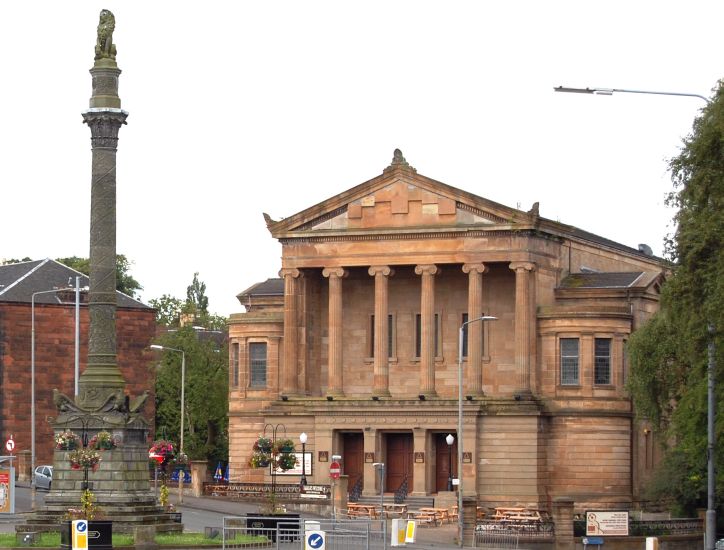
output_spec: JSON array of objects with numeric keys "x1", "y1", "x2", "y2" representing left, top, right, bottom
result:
[{"x1": 0, "y1": 302, "x2": 157, "y2": 465}]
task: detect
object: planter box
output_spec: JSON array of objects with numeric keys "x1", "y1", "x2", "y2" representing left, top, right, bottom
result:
[
  {"x1": 245, "y1": 513, "x2": 300, "y2": 542},
  {"x1": 61, "y1": 521, "x2": 112, "y2": 550}
]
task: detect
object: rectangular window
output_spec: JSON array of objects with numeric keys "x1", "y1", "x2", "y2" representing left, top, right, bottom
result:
[
  {"x1": 415, "y1": 313, "x2": 440, "y2": 358},
  {"x1": 369, "y1": 314, "x2": 394, "y2": 358},
  {"x1": 231, "y1": 343, "x2": 239, "y2": 388},
  {"x1": 594, "y1": 338, "x2": 612, "y2": 385},
  {"x1": 560, "y1": 338, "x2": 579, "y2": 385},
  {"x1": 249, "y1": 342, "x2": 267, "y2": 388}
]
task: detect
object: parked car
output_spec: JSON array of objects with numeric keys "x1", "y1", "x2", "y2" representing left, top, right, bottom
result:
[{"x1": 33, "y1": 465, "x2": 52, "y2": 490}]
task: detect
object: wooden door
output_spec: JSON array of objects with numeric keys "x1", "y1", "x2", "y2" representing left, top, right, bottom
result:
[
  {"x1": 435, "y1": 433, "x2": 457, "y2": 492},
  {"x1": 386, "y1": 433, "x2": 413, "y2": 493},
  {"x1": 342, "y1": 432, "x2": 364, "y2": 495}
]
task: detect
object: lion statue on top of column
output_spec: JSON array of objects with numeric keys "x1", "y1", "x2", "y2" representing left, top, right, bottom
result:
[{"x1": 95, "y1": 9, "x2": 117, "y2": 61}]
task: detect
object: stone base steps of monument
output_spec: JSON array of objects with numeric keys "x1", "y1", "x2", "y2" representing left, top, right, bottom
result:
[{"x1": 16, "y1": 511, "x2": 183, "y2": 534}]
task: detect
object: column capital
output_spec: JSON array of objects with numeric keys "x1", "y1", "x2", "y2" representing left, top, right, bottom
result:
[
  {"x1": 508, "y1": 261, "x2": 536, "y2": 272},
  {"x1": 462, "y1": 263, "x2": 489, "y2": 275},
  {"x1": 414, "y1": 264, "x2": 439, "y2": 276},
  {"x1": 368, "y1": 265, "x2": 395, "y2": 277},
  {"x1": 279, "y1": 267, "x2": 303, "y2": 279},
  {"x1": 322, "y1": 267, "x2": 348, "y2": 279}
]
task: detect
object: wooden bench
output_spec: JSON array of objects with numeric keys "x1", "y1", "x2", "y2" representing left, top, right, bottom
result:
[{"x1": 347, "y1": 504, "x2": 379, "y2": 519}]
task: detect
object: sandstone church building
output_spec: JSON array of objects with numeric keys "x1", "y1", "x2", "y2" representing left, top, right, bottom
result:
[{"x1": 228, "y1": 150, "x2": 664, "y2": 512}]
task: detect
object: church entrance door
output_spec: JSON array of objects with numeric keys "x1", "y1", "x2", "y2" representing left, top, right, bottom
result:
[
  {"x1": 385, "y1": 433, "x2": 413, "y2": 493},
  {"x1": 342, "y1": 432, "x2": 364, "y2": 495}
]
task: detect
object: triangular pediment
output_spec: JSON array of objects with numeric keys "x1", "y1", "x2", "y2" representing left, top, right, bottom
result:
[{"x1": 267, "y1": 151, "x2": 531, "y2": 238}]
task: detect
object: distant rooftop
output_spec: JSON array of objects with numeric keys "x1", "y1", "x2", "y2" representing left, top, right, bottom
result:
[{"x1": 0, "y1": 258, "x2": 149, "y2": 308}]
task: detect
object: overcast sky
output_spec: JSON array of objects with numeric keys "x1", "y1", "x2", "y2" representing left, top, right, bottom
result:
[{"x1": 1, "y1": 1, "x2": 721, "y2": 316}]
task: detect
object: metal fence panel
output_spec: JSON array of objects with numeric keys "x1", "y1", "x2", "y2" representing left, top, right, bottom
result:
[
  {"x1": 475, "y1": 524, "x2": 519, "y2": 549},
  {"x1": 223, "y1": 516, "x2": 387, "y2": 550}
]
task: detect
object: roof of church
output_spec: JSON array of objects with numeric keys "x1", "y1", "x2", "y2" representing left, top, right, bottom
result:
[
  {"x1": 0, "y1": 258, "x2": 150, "y2": 308},
  {"x1": 237, "y1": 278, "x2": 284, "y2": 298},
  {"x1": 559, "y1": 272, "x2": 645, "y2": 289}
]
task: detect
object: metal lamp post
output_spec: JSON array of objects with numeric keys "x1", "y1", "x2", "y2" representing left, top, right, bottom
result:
[
  {"x1": 555, "y1": 84, "x2": 716, "y2": 550},
  {"x1": 446, "y1": 434, "x2": 454, "y2": 491},
  {"x1": 457, "y1": 315, "x2": 497, "y2": 547},
  {"x1": 299, "y1": 432, "x2": 308, "y2": 487},
  {"x1": 150, "y1": 344, "x2": 186, "y2": 504}
]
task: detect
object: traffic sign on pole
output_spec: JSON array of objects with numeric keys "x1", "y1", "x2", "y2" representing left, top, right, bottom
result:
[
  {"x1": 329, "y1": 461, "x2": 340, "y2": 479},
  {"x1": 5, "y1": 437, "x2": 14, "y2": 453}
]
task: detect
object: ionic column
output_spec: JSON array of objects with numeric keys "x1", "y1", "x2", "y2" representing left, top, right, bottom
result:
[
  {"x1": 509, "y1": 262, "x2": 536, "y2": 395},
  {"x1": 368, "y1": 266, "x2": 395, "y2": 397},
  {"x1": 415, "y1": 264, "x2": 439, "y2": 397},
  {"x1": 280, "y1": 268, "x2": 303, "y2": 396},
  {"x1": 462, "y1": 263, "x2": 488, "y2": 396},
  {"x1": 323, "y1": 267, "x2": 348, "y2": 396}
]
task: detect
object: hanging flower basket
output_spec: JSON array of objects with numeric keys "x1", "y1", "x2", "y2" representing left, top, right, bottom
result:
[
  {"x1": 149, "y1": 439, "x2": 175, "y2": 460},
  {"x1": 55, "y1": 430, "x2": 82, "y2": 451},
  {"x1": 276, "y1": 453, "x2": 298, "y2": 471},
  {"x1": 273, "y1": 439, "x2": 296, "y2": 454},
  {"x1": 88, "y1": 431, "x2": 117, "y2": 451},
  {"x1": 253, "y1": 436, "x2": 273, "y2": 454},
  {"x1": 69, "y1": 448, "x2": 102, "y2": 471},
  {"x1": 249, "y1": 452, "x2": 272, "y2": 468}
]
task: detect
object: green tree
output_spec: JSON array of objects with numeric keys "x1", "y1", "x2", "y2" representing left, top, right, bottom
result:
[
  {"x1": 57, "y1": 254, "x2": 143, "y2": 298},
  {"x1": 149, "y1": 294, "x2": 184, "y2": 327},
  {"x1": 1, "y1": 257, "x2": 32, "y2": 264},
  {"x1": 153, "y1": 326, "x2": 228, "y2": 464},
  {"x1": 627, "y1": 81, "x2": 724, "y2": 514}
]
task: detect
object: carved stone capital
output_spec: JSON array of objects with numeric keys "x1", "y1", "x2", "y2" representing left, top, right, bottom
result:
[
  {"x1": 322, "y1": 267, "x2": 348, "y2": 279},
  {"x1": 279, "y1": 268, "x2": 302, "y2": 279},
  {"x1": 368, "y1": 265, "x2": 395, "y2": 277},
  {"x1": 414, "y1": 264, "x2": 439, "y2": 276},
  {"x1": 509, "y1": 261, "x2": 536, "y2": 272},
  {"x1": 462, "y1": 263, "x2": 489, "y2": 275},
  {"x1": 83, "y1": 110, "x2": 128, "y2": 149}
]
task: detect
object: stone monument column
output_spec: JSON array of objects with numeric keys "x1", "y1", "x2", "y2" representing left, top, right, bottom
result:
[{"x1": 78, "y1": 28, "x2": 128, "y2": 408}]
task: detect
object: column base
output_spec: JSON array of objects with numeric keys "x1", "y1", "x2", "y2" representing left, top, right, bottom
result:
[
  {"x1": 372, "y1": 389, "x2": 391, "y2": 398},
  {"x1": 417, "y1": 391, "x2": 437, "y2": 400},
  {"x1": 513, "y1": 390, "x2": 533, "y2": 400}
]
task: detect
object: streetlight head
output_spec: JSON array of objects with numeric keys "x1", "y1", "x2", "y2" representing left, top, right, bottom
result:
[
  {"x1": 446, "y1": 434, "x2": 454, "y2": 445},
  {"x1": 554, "y1": 85, "x2": 595, "y2": 94},
  {"x1": 150, "y1": 344, "x2": 164, "y2": 350},
  {"x1": 372, "y1": 462, "x2": 384, "y2": 468},
  {"x1": 300, "y1": 432, "x2": 307, "y2": 444},
  {"x1": 480, "y1": 316, "x2": 497, "y2": 321}
]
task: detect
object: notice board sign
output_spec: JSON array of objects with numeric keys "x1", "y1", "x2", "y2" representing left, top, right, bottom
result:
[
  {"x1": 0, "y1": 458, "x2": 15, "y2": 514},
  {"x1": 586, "y1": 510, "x2": 628, "y2": 536}
]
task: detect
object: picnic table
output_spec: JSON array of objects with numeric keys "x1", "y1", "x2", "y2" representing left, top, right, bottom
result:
[
  {"x1": 494, "y1": 507, "x2": 543, "y2": 522},
  {"x1": 382, "y1": 503, "x2": 408, "y2": 518},
  {"x1": 347, "y1": 503, "x2": 379, "y2": 518}
]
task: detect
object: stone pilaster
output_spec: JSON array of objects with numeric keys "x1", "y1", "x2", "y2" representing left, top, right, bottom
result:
[
  {"x1": 280, "y1": 268, "x2": 303, "y2": 396},
  {"x1": 462, "y1": 263, "x2": 488, "y2": 396},
  {"x1": 368, "y1": 266, "x2": 394, "y2": 397},
  {"x1": 323, "y1": 267, "x2": 347, "y2": 396},
  {"x1": 509, "y1": 261, "x2": 536, "y2": 395},
  {"x1": 415, "y1": 264, "x2": 439, "y2": 397}
]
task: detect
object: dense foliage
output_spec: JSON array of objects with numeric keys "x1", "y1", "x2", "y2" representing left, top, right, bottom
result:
[
  {"x1": 627, "y1": 82, "x2": 724, "y2": 514},
  {"x1": 153, "y1": 325, "x2": 228, "y2": 465},
  {"x1": 57, "y1": 254, "x2": 143, "y2": 298}
]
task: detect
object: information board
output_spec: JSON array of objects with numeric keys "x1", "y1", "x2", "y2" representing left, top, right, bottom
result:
[{"x1": 586, "y1": 510, "x2": 629, "y2": 536}]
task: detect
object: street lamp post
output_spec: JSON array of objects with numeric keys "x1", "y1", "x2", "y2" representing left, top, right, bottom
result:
[
  {"x1": 150, "y1": 344, "x2": 186, "y2": 504},
  {"x1": 446, "y1": 434, "x2": 454, "y2": 491},
  {"x1": 299, "y1": 432, "x2": 308, "y2": 487},
  {"x1": 555, "y1": 84, "x2": 716, "y2": 550},
  {"x1": 373, "y1": 463, "x2": 385, "y2": 515},
  {"x1": 457, "y1": 315, "x2": 497, "y2": 547}
]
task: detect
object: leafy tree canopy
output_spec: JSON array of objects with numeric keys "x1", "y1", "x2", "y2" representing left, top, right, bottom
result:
[
  {"x1": 627, "y1": 81, "x2": 724, "y2": 514},
  {"x1": 151, "y1": 272, "x2": 226, "y2": 331},
  {"x1": 153, "y1": 325, "x2": 228, "y2": 464},
  {"x1": 56, "y1": 254, "x2": 143, "y2": 298}
]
